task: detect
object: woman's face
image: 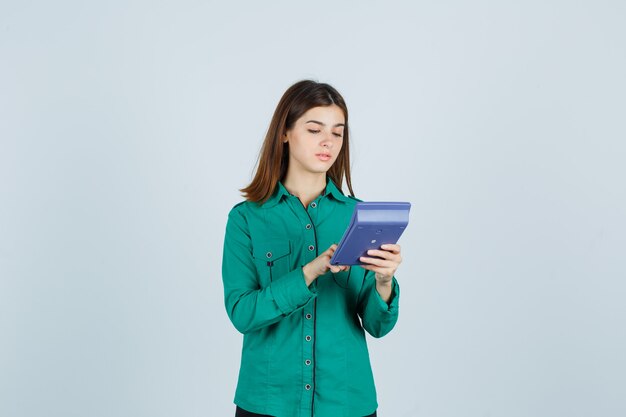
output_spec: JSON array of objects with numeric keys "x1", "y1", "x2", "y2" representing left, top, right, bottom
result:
[{"x1": 284, "y1": 104, "x2": 345, "y2": 175}]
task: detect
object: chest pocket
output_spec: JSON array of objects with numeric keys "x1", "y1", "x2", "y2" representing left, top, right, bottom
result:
[{"x1": 252, "y1": 240, "x2": 292, "y2": 287}]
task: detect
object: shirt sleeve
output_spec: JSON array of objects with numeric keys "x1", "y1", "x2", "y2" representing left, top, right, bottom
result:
[
  {"x1": 222, "y1": 205, "x2": 317, "y2": 334},
  {"x1": 356, "y1": 268, "x2": 400, "y2": 338}
]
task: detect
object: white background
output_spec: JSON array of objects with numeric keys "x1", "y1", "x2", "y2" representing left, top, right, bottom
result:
[{"x1": 1, "y1": 1, "x2": 625, "y2": 416}]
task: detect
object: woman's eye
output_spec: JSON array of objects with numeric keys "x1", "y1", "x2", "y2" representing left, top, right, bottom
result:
[
  {"x1": 308, "y1": 129, "x2": 320, "y2": 134},
  {"x1": 333, "y1": 133, "x2": 343, "y2": 137}
]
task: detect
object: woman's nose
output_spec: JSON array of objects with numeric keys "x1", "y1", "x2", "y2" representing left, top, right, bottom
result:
[{"x1": 322, "y1": 133, "x2": 333, "y2": 148}]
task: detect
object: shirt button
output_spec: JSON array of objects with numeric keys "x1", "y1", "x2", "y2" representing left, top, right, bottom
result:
[
  {"x1": 308, "y1": 245, "x2": 315, "y2": 251},
  {"x1": 305, "y1": 313, "x2": 312, "y2": 320},
  {"x1": 305, "y1": 335, "x2": 312, "y2": 341},
  {"x1": 310, "y1": 202, "x2": 317, "y2": 208},
  {"x1": 305, "y1": 223, "x2": 312, "y2": 230},
  {"x1": 305, "y1": 359, "x2": 311, "y2": 366},
  {"x1": 265, "y1": 252, "x2": 272, "y2": 258},
  {"x1": 305, "y1": 384, "x2": 311, "y2": 390}
]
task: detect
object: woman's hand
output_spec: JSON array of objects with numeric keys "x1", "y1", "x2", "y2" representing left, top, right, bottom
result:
[
  {"x1": 302, "y1": 244, "x2": 350, "y2": 286},
  {"x1": 360, "y1": 243, "x2": 402, "y2": 287}
]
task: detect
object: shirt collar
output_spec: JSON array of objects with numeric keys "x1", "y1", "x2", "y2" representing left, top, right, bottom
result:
[
  {"x1": 324, "y1": 177, "x2": 351, "y2": 203},
  {"x1": 261, "y1": 176, "x2": 351, "y2": 209},
  {"x1": 261, "y1": 181, "x2": 292, "y2": 209}
]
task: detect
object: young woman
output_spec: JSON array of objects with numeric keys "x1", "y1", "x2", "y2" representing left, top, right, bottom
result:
[{"x1": 222, "y1": 80, "x2": 403, "y2": 417}]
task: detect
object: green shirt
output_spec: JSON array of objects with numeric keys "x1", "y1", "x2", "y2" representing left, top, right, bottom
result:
[{"x1": 222, "y1": 178, "x2": 400, "y2": 417}]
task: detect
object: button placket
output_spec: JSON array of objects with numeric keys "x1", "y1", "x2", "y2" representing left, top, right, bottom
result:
[
  {"x1": 302, "y1": 306, "x2": 315, "y2": 398},
  {"x1": 297, "y1": 196, "x2": 317, "y2": 400},
  {"x1": 294, "y1": 198, "x2": 317, "y2": 263},
  {"x1": 306, "y1": 199, "x2": 320, "y2": 228}
]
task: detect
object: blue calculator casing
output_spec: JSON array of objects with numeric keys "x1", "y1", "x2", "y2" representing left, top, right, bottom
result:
[{"x1": 329, "y1": 201, "x2": 411, "y2": 266}]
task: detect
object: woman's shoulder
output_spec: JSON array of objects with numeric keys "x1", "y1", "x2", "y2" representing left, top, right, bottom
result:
[
  {"x1": 227, "y1": 199, "x2": 264, "y2": 219},
  {"x1": 225, "y1": 201, "x2": 255, "y2": 233},
  {"x1": 228, "y1": 200, "x2": 252, "y2": 215},
  {"x1": 341, "y1": 194, "x2": 363, "y2": 209},
  {"x1": 347, "y1": 195, "x2": 363, "y2": 204}
]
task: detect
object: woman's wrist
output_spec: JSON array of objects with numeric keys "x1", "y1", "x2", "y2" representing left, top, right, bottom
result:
[
  {"x1": 302, "y1": 264, "x2": 316, "y2": 286},
  {"x1": 375, "y1": 272, "x2": 393, "y2": 287},
  {"x1": 375, "y1": 279, "x2": 393, "y2": 303}
]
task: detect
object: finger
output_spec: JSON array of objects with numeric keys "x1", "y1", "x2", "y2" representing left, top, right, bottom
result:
[
  {"x1": 328, "y1": 264, "x2": 349, "y2": 272},
  {"x1": 380, "y1": 244, "x2": 401, "y2": 254},
  {"x1": 324, "y1": 246, "x2": 337, "y2": 256},
  {"x1": 360, "y1": 256, "x2": 397, "y2": 268},
  {"x1": 366, "y1": 249, "x2": 400, "y2": 261},
  {"x1": 360, "y1": 256, "x2": 394, "y2": 268},
  {"x1": 361, "y1": 264, "x2": 389, "y2": 276}
]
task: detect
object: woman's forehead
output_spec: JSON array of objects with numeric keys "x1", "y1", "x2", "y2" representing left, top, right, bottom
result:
[{"x1": 299, "y1": 105, "x2": 345, "y2": 126}]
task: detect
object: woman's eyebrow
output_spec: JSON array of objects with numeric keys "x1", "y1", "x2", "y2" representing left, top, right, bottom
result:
[{"x1": 305, "y1": 120, "x2": 345, "y2": 128}]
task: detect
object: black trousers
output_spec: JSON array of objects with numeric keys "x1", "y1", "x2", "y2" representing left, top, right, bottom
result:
[{"x1": 236, "y1": 405, "x2": 377, "y2": 417}]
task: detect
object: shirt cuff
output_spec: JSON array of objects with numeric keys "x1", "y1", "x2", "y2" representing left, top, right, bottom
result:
[{"x1": 269, "y1": 267, "x2": 317, "y2": 315}]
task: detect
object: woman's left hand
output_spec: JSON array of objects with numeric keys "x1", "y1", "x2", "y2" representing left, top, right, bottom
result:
[{"x1": 359, "y1": 244, "x2": 402, "y2": 284}]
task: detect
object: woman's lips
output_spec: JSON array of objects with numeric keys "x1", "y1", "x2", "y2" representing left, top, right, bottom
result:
[{"x1": 316, "y1": 153, "x2": 331, "y2": 161}]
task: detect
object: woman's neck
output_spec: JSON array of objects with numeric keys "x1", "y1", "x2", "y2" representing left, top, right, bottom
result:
[{"x1": 282, "y1": 172, "x2": 327, "y2": 208}]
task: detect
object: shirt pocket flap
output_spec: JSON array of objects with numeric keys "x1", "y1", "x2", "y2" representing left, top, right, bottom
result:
[{"x1": 252, "y1": 240, "x2": 291, "y2": 262}]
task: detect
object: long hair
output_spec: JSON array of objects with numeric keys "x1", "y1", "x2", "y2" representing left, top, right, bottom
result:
[{"x1": 240, "y1": 80, "x2": 354, "y2": 203}]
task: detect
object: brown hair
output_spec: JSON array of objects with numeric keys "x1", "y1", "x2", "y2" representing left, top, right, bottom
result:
[{"x1": 240, "y1": 80, "x2": 355, "y2": 203}]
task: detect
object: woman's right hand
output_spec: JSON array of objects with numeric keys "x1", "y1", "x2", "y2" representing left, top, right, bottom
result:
[{"x1": 302, "y1": 244, "x2": 350, "y2": 286}]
